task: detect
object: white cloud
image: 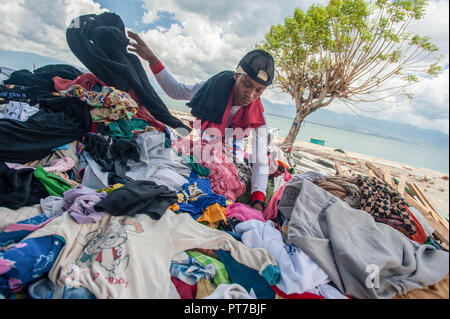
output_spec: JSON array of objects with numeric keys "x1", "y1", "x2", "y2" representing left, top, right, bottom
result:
[
  {"x1": 135, "y1": 0, "x2": 330, "y2": 83},
  {"x1": 142, "y1": 9, "x2": 158, "y2": 24},
  {"x1": 408, "y1": 0, "x2": 449, "y2": 64},
  {"x1": 0, "y1": 0, "x2": 108, "y2": 67}
]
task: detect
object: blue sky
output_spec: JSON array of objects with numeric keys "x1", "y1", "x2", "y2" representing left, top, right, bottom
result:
[{"x1": 96, "y1": 0, "x2": 179, "y2": 32}]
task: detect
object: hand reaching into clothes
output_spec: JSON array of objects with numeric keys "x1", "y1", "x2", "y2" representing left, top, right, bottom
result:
[
  {"x1": 127, "y1": 31, "x2": 160, "y2": 66},
  {"x1": 252, "y1": 202, "x2": 264, "y2": 212}
]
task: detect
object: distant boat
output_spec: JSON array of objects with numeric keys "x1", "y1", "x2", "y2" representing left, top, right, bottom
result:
[{"x1": 310, "y1": 138, "x2": 325, "y2": 146}]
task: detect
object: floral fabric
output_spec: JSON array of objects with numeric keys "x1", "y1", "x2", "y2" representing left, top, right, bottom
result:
[{"x1": 59, "y1": 84, "x2": 138, "y2": 123}]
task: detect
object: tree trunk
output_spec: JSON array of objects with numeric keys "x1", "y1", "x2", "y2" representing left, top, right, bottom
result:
[{"x1": 282, "y1": 108, "x2": 307, "y2": 147}]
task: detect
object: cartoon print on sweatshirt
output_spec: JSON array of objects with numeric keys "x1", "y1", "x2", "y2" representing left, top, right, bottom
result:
[{"x1": 75, "y1": 218, "x2": 143, "y2": 279}]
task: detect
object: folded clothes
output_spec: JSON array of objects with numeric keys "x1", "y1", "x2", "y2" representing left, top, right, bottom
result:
[
  {"x1": 0, "y1": 162, "x2": 49, "y2": 210},
  {"x1": 0, "y1": 101, "x2": 39, "y2": 121},
  {"x1": 58, "y1": 84, "x2": 139, "y2": 123},
  {"x1": 0, "y1": 96, "x2": 92, "y2": 164},
  {"x1": 94, "y1": 180, "x2": 178, "y2": 220}
]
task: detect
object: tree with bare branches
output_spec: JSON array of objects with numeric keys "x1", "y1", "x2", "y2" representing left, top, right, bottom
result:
[{"x1": 258, "y1": 0, "x2": 442, "y2": 147}]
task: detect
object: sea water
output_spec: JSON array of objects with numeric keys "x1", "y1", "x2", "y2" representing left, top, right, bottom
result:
[
  {"x1": 166, "y1": 100, "x2": 449, "y2": 174},
  {"x1": 267, "y1": 114, "x2": 449, "y2": 174}
]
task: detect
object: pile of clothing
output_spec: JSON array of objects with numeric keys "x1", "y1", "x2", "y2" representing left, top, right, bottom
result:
[{"x1": 0, "y1": 13, "x2": 448, "y2": 300}]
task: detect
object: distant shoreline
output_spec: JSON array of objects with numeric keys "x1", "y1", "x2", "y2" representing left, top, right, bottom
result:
[
  {"x1": 265, "y1": 112, "x2": 440, "y2": 146},
  {"x1": 169, "y1": 105, "x2": 444, "y2": 146}
]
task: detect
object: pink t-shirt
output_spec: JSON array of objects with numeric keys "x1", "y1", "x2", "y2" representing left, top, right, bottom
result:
[{"x1": 226, "y1": 203, "x2": 265, "y2": 222}]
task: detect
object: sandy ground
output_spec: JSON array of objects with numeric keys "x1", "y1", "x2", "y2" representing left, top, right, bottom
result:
[{"x1": 169, "y1": 109, "x2": 449, "y2": 217}]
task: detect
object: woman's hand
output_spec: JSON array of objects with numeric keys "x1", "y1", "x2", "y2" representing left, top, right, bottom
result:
[
  {"x1": 127, "y1": 31, "x2": 159, "y2": 65},
  {"x1": 252, "y1": 202, "x2": 264, "y2": 212}
]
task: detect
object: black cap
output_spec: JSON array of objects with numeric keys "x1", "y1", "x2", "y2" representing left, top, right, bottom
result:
[{"x1": 238, "y1": 49, "x2": 274, "y2": 86}]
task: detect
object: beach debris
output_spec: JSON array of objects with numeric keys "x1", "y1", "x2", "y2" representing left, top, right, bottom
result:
[
  {"x1": 333, "y1": 156, "x2": 357, "y2": 165},
  {"x1": 406, "y1": 181, "x2": 449, "y2": 245},
  {"x1": 291, "y1": 156, "x2": 336, "y2": 176},
  {"x1": 363, "y1": 162, "x2": 449, "y2": 247},
  {"x1": 334, "y1": 162, "x2": 343, "y2": 176},
  {"x1": 442, "y1": 176, "x2": 449, "y2": 181},
  {"x1": 313, "y1": 158, "x2": 335, "y2": 169},
  {"x1": 334, "y1": 148, "x2": 346, "y2": 154}
]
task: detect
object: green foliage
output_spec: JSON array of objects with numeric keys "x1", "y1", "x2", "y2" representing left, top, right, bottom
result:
[
  {"x1": 257, "y1": 0, "x2": 441, "y2": 104},
  {"x1": 427, "y1": 62, "x2": 442, "y2": 76}
]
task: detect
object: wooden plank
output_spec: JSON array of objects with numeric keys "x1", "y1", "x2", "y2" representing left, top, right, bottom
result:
[
  {"x1": 406, "y1": 186, "x2": 445, "y2": 227},
  {"x1": 356, "y1": 160, "x2": 365, "y2": 170},
  {"x1": 413, "y1": 182, "x2": 445, "y2": 220},
  {"x1": 407, "y1": 182, "x2": 437, "y2": 218},
  {"x1": 397, "y1": 174, "x2": 407, "y2": 197},
  {"x1": 405, "y1": 190, "x2": 434, "y2": 220},
  {"x1": 382, "y1": 167, "x2": 394, "y2": 187},
  {"x1": 406, "y1": 182, "x2": 429, "y2": 208},
  {"x1": 365, "y1": 162, "x2": 384, "y2": 180},
  {"x1": 335, "y1": 162, "x2": 344, "y2": 176},
  {"x1": 404, "y1": 192, "x2": 449, "y2": 246}
]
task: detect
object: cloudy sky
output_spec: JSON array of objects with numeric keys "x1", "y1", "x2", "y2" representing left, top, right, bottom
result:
[{"x1": 0, "y1": 0, "x2": 448, "y2": 134}]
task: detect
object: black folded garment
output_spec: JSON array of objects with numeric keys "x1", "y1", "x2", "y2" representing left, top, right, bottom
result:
[
  {"x1": 66, "y1": 12, "x2": 190, "y2": 133},
  {"x1": 84, "y1": 132, "x2": 114, "y2": 170},
  {"x1": 0, "y1": 96, "x2": 92, "y2": 164},
  {"x1": 4, "y1": 64, "x2": 82, "y2": 103},
  {"x1": 83, "y1": 133, "x2": 141, "y2": 177},
  {"x1": 0, "y1": 84, "x2": 29, "y2": 103},
  {"x1": 94, "y1": 180, "x2": 177, "y2": 220},
  {"x1": 0, "y1": 162, "x2": 49, "y2": 209},
  {"x1": 110, "y1": 139, "x2": 141, "y2": 177}
]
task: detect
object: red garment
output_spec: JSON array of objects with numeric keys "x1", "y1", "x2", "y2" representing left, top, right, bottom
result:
[
  {"x1": 90, "y1": 122, "x2": 98, "y2": 133},
  {"x1": 199, "y1": 90, "x2": 266, "y2": 137},
  {"x1": 198, "y1": 91, "x2": 265, "y2": 201},
  {"x1": 271, "y1": 285, "x2": 325, "y2": 299},
  {"x1": 252, "y1": 191, "x2": 265, "y2": 202},
  {"x1": 171, "y1": 277, "x2": 197, "y2": 299},
  {"x1": 284, "y1": 169, "x2": 292, "y2": 182},
  {"x1": 405, "y1": 205, "x2": 428, "y2": 244},
  {"x1": 150, "y1": 61, "x2": 165, "y2": 75},
  {"x1": 52, "y1": 73, "x2": 106, "y2": 91}
]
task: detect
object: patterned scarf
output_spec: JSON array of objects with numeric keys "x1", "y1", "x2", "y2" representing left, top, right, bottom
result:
[{"x1": 355, "y1": 175, "x2": 416, "y2": 237}]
